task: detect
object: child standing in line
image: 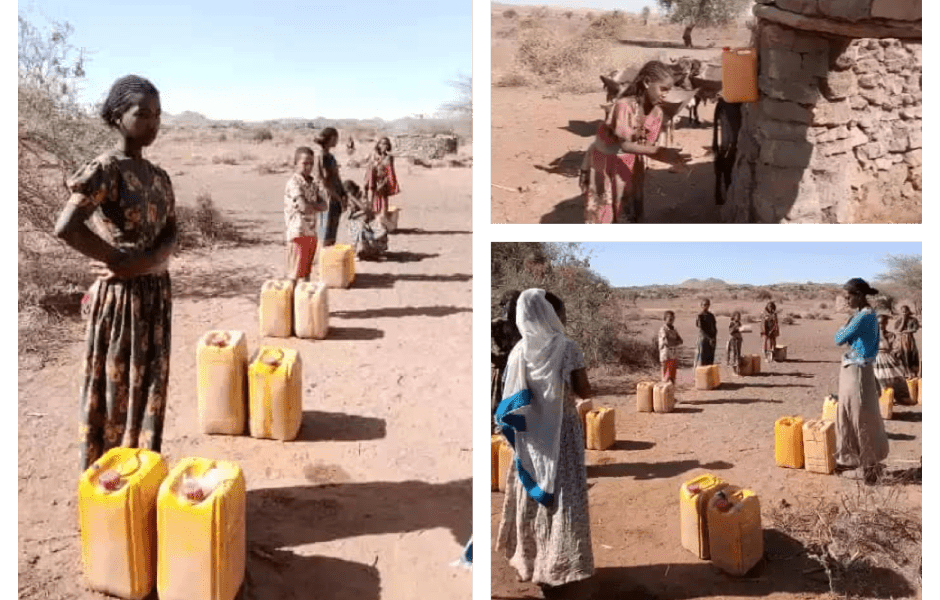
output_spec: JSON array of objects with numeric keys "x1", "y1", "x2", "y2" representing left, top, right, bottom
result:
[
  {"x1": 284, "y1": 146, "x2": 327, "y2": 282},
  {"x1": 761, "y1": 301, "x2": 780, "y2": 362},
  {"x1": 658, "y1": 310, "x2": 683, "y2": 384},
  {"x1": 694, "y1": 298, "x2": 718, "y2": 368},
  {"x1": 727, "y1": 311, "x2": 744, "y2": 375}
]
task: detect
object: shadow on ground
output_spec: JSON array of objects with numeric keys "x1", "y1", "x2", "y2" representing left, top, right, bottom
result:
[
  {"x1": 296, "y1": 410, "x2": 386, "y2": 442},
  {"x1": 393, "y1": 228, "x2": 472, "y2": 236},
  {"x1": 332, "y1": 306, "x2": 471, "y2": 319},
  {"x1": 586, "y1": 459, "x2": 733, "y2": 480},
  {"x1": 244, "y1": 547, "x2": 380, "y2": 600},
  {"x1": 352, "y1": 272, "x2": 472, "y2": 289}
]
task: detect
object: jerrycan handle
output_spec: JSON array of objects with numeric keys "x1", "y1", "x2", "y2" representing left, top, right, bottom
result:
[
  {"x1": 207, "y1": 331, "x2": 231, "y2": 347},
  {"x1": 117, "y1": 450, "x2": 144, "y2": 478}
]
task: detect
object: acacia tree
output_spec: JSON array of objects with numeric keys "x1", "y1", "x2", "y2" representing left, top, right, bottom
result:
[
  {"x1": 877, "y1": 253, "x2": 922, "y2": 314},
  {"x1": 656, "y1": 0, "x2": 752, "y2": 47}
]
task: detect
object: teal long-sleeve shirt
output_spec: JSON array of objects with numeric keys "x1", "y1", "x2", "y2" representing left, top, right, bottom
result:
[{"x1": 834, "y1": 307, "x2": 879, "y2": 365}]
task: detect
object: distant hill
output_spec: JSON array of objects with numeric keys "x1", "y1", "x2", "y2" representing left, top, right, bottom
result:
[{"x1": 680, "y1": 278, "x2": 729, "y2": 288}]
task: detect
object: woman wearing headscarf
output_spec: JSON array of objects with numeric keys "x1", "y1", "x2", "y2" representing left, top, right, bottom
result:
[
  {"x1": 893, "y1": 305, "x2": 920, "y2": 378},
  {"x1": 495, "y1": 289, "x2": 594, "y2": 597},
  {"x1": 834, "y1": 278, "x2": 889, "y2": 483}
]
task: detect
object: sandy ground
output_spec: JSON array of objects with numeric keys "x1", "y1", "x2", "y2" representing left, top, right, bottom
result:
[
  {"x1": 18, "y1": 132, "x2": 473, "y2": 599},
  {"x1": 491, "y1": 297, "x2": 922, "y2": 600},
  {"x1": 491, "y1": 6, "x2": 749, "y2": 224}
]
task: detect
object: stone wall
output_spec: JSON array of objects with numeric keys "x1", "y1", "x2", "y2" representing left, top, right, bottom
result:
[
  {"x1": 391, "y1": 134, "x2": 459, "y2": 160},
  {"x1": 723, "y1": 1, "x2": 921, "y2": 223}
]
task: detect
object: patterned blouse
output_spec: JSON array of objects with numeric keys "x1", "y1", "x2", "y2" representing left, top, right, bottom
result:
[
  {"x1": 658, "y1": 325, "x2": 683, "y2": 362},
  {"x1": 283, "y1": 172, "x2": 324, "y2": 241},
  {"x1": 65, "y1": 149, "x2": 175, "y2": 253}
]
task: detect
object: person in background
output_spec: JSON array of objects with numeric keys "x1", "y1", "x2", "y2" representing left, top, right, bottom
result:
[
  {"x1": 694, "y1": 298, "x2": 718, "y2": 369},
  {"x1": 761, "y1": 301, "x2": 780, "y2": 362},
  {"x1": 312, "y1": 127, "x2": 347, "y2": 248},
  {"x1": 894, "y1": 305, "x2": 920, "y2": 378},
  {"x1": 874, "y1": 314, "x2": 913, "y2": 404},
  {"x1": 658, "y1": 310, "x2": 683, "y2": 384},
  {"x1": 364, "y1": 136, "x2": 399, "y2": 219},
  {"x1": 833, "y1": 278, "x2": 888, "y2": 484},
  {"x1": 727, "y1": 311, "x2": 744, "y2": 375}
]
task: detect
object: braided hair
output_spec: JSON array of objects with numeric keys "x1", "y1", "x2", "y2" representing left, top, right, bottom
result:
[
  {"x1": 616, "y1": 60, "x2": 673, "y2": 101},
  {"x1": 99, "y1": 75, "x2": 160, "y2": 129},
  {"x1": 314, "y1": 127, "x2": 338, "y2": 146}
]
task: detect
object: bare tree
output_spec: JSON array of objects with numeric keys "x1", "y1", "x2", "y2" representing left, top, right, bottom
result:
[
  {"x1": 877, "y1": 253, "x2": 922, "y2": 314},
  {"x1": 440, "y1": 73, "x2": 472, "y2": 119},
  {"x1": 641, "y1": 6, "x2": 652, "y2": 26},
  {"x1": 656, "y1": 0, "x2": 752, "y2": 47}
]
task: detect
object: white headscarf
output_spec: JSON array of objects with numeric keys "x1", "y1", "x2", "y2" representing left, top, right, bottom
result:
[{"x1": 496, "y1": 288, "x2": 574, "y2": 505}]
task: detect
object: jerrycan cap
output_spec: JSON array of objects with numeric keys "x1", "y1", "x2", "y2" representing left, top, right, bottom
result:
[
  {"x1": 180, "y1": 479, "x2": 206, "y2": 502},
  {"x1": 260, "y1": 348, "x2": 285, "y2": 367},
  {"x1": 207, "y1": 331, "x2": 231, "y2": 347},
  {"x1": 687, "y1": 483, "x2": 701, "y2": 494},
  {"x1": 98, "y1": 469, "x2": 124, "y2": 492}
]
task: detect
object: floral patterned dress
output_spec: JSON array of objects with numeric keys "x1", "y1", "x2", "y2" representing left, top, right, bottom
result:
[
  {"x1": 66, "y1": 149, "x2": 175, "y2": 472},
  {"x1": 584, "y1": 96, "x2": 663, "y2": 224}
]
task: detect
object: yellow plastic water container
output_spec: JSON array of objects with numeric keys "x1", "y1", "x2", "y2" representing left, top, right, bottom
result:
[
  {"x1": 293, "y1": 281, "x2": 329, "y2": 340},
  {"x1": 679, "y1": 473, "x2": 728, "y2": 559},
  {"x1": 385, "y1": 206, "x2": 401, "y2": 232},
  {"x1": 586, "y1": 408, "x2": 616, "y2": 451},
  {"x1": 320, "y1": 244, "x2": 355, "y2": 289},
  {"x1": 695, "y1": 365, "x2": 721, "y2": 390},
  {"x1": 918, "y1": 379, "x2": 922, "y2": 405},
  {"x1": 722, "y1": 47, "x2": 759, "y2": 103},
  {"x1": 497, "y1": 439, "x2": 514, "y2": 492},
  {"x1": 773, "y1": 345, "x2": 788, "y2": 362},
  {"x1": 196, "y1": 330, "x2": 248, "y2": 435},
  {"x1": 707, "y1": 485, "x2": 764, "y2": 576},
  {"x1": 157, "y1": 458, "x2": 246, "y2": 600},
  {"x1": 822, "y1": 395, "x2": 838, "y2": 421},
  {"x1": 738, "y1": 355, "x2": 754, "y2": 376},
  {"x1": 79, "y1": 448, "x2": 168, "y2": 600},
  {"x1": 636, "y1": 381, "x2": 654, "y2": 413},
  {"x1": 258, "y1": 279, "x2": 293, "y2": 338},
  {"x1": 879, "y1": 387, "x2": 894, "y2": 420},
  {"x1": 491, "y1": 435, "x2": 503, "y2": 491},
  {"x1": 750, "y1": 355, "x2": 762, "y2": 375},
  {"x1": 653, "y1": 381, "x2": 676, "y2": 413},
  {"x1": 576, "y1": 398, "x2": 594, "y2": 447},
  {"x1": 774, "y1": 416, "x2": 805, "y2": 469},
  {"x1": 802, "y1": 419, "x2": 836, "y2": 474},
  {"x1": 248, "y1": 347, "x2": 303, "y2": 441},
  {"x1": 907, "y1": 378, "x2": 920, "y2": 404}
]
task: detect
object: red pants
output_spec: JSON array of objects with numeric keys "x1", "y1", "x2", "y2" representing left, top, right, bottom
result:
[
  {"x1": 662, "y1": 359, "x2": 678, "y2": 383},
  {"x1": 287, "y1": 236, "x2": 318, "y2": 279}
]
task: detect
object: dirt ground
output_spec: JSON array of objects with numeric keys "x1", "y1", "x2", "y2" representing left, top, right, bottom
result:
[
  {"x1": 18, "y1": 130, "x2": 473, "y2": 599},
  {"x1": 491, "y1": 295, "x2": 922, "y2": 600},
  {"x1": 491, "y1": 5, "x2": 750, "y2": 224}
]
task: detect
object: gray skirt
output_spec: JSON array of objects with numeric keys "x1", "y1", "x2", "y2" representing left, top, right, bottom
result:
[{"x1": 836, "y1": 362, "x2": 889, "y2": 468}]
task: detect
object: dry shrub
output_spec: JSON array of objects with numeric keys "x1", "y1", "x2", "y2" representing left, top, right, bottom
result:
[
  {"x1": 503, "y1": 8, "x2": 518, "y2": 18},
  {"x1": 255, "y1": 159, "x2": 290, "y2": 175},
  {"x1": 176, "y1": 191, "x2": 253, "y2": 249},
  {"x1": 819, "y1": 301, "x2": 829, "y2": 309},
  {"x1": 514, "y1": 25, "x2": 607, "y2": 92},
  {"x1": 211, "y1": 152, "x2": 239, "y2": 165},
  {"x1": 781, "y1": 314, "x2": 796, "y2": 325},
  {"x1": 494, "y1": 71, "x2": 532, "y2": 88},
  {"x1": 584, "y1": 11, "x2": 627, "y2": 39},
  {"x1": 768, "y1": 478, "x2": 921, "y2": 596},
  {"x1": 250, "y1": 128, "x2": 273, "y2": 142}
]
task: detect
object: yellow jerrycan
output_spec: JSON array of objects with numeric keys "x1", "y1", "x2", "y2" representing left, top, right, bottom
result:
[
  {"x1": 707, "y1": 486, "x2": 764, "y2": 576},
  {"x1": 491, "y1": 435, "x2": 503, "y2": 491},
  {"x1": 248, "y1": 347, "x2": 303, "y2": 441},
  {"x1": 293, "y1": 281, "x2": 329, "y2": 340},
  {"x1": 679, "y1": 473, "x2": 728, "y2": 559},
  {"x1": 636, "y1": 382, "x2": 654, "y2": 413},
  {"x1": 822, "y1": 395, "x2": 838, "y2": 421},
  {"x1": 385, "y1": 206, "x2": 401, "y2": 232},
  {"x1": 774, "y1": 416, "x2": 805, "y2": 468},
  {"x1": 586, "y1": 408, "x2": 616, "y2": 451},
  {"x1": 258, "y1": 279, "x2": 293, "y2": 338},
  {"x1": 906, "y1": 378, "x2": 920, "y2": 404},
  {"x1": 157, "y1": 458, "x2": 246, "y2": 600},
  {"x1": 79, "y1": 447, "x2": 168, "y2": 600},
  {"x1": 879, "y1": 387, "x2": 894, "y2": 420},
  {"x1": 694, "y1": 365, "x2": 720, "y2": 390},
  {"x1": 653, "y1": 381, "x2": 676, "y2": 413},
  {"x1": 738, "y1": 355, "x2": 754, "y2": 376},
  {"x1": 802, "y1": 419, "x2": 836, "y2": 474},
  {"x1": 196, "y1": 330, "x2": 248, "y2": 435},
  {"x1": 320, "y1": 244, "x2": 355, "y2": 288},
  {"x1": 722, "y1": 47, "x2": 759, "y2": 103},
  {"x1": 773, "y1": 345, "x2": 788, "y2": 362},
  {"x1": 497, "y1": 439, "x2": 515, "y2": 492},
  {"x1": 750, "y1": 354, "x2": 762, "y2": 375},
  {"x1": 576, "y1": 398, "x2": 594, "y2": 447}
]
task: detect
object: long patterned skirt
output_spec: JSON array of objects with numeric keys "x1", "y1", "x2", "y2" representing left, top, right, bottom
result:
[
  {"x1": 897, "y1": 333, "x2": 920, "y2": 378},
  {"x1": 79, "y1": 273, "x2": 172, "y2": 472},
  {"x1": 585, "y1": 150, "x2": 645, "y2": 224},
  {"x1": 726, "y1": 336, "x2": 743, "y2": 374},
  {"x1": 873, "y1": 350, "x2": 912, "y2": 404},
  {"x1": 496, "y1": 398, "x2": 594, "y2": 586}
]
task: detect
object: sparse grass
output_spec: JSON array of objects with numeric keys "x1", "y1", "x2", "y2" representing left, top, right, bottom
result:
[
  {"x1": 211, "y1": 150, "x2": 257, "y2": 165},
  {"x1": 176, "y1": 190, "x2": 256, "y2": 249},
  {"x1": 512, "y1": 24, "x2": 608, "y2": 92},
  {"x1": 494, "y1": 71, "x2": 533, "y2": 88},
  {"x1": 254, "y1": 160, "x2": 290, "y2": 175},
  {"x1": 250, "y1": 128, "x2": 273, "y2": 142}
]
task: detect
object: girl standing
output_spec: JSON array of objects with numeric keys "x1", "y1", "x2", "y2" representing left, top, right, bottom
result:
[
  {"x1": 894, "y1": 305, "x2": 920, "y2": 378},
  {"x1": 874, "y1": 314, "x2": 913, "y2": 404},
  {"x1": 55, "y1": 75, "x2": 176, "y2": 471},
  {"x1": 727, "y1": 311, "x2": 744, "y2": 375},
  {"x1": 364, "y1": 136, "x2": 400, "y2": 219},
  {"x1": 313, "y1": 127, "x2": 347, "y2": 247},
  {"x1": 833, "y1": 278, "x2": 889, "y2": 483},
  {"x1": 761, "y1": 302, "x2": 780, "y2": 362},
  {"x1": 578, "y1": 61, "x2": 690, "y2": 223},
  {"x1": 694, "y1": 298, "x2": 718, "y2": 368},
  {"x1": 658, "y1": 310, "x2": 683, "y2": 383}
]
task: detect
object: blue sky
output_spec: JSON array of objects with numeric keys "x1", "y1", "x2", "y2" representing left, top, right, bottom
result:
[
  {"x1": 580, "y1": 242, "x2": 922, "y2": 287},
  {"x1": 497, "y1": 0, "x2": 659, "y2": 13},
  {"x1": 19, "y1": 0, "x2": 471, "y2": 121}
]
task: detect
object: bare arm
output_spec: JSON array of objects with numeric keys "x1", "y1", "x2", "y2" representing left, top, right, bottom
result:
[
  {"x1": 571, "y1": 368, "x2": 592, "y2": 399},
  {"x1": 54, "y1": 197, "x2": 126, "y2": 266}
]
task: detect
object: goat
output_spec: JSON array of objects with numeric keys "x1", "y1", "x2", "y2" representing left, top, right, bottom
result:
[{"x1": 712, "y1": 97, "x2": 743, "y2": 205}]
